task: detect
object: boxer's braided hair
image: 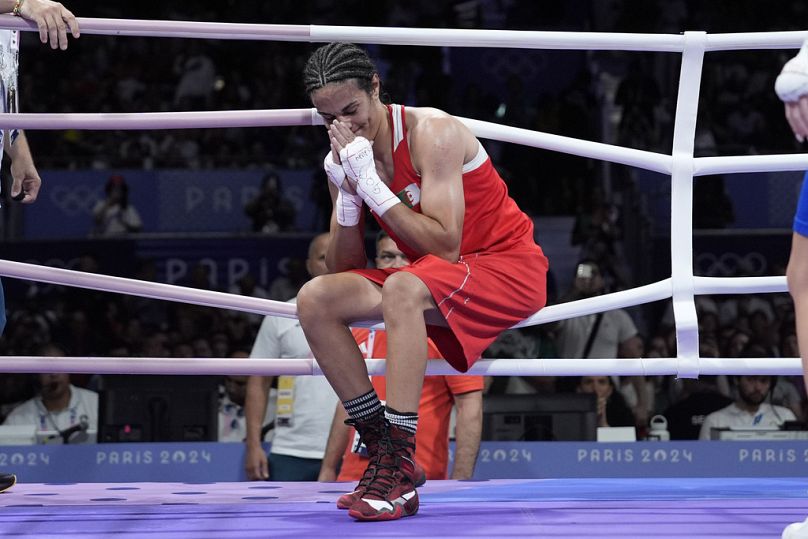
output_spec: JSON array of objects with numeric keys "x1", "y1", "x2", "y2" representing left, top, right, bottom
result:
[{"x1": 304, "y1": 42, "x2": 377, "y2": 95}]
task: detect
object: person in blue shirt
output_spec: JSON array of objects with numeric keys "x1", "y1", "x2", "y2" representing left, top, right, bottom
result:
[{"x1": 775, "y1": 39, "x2": 808, "y2": 539}]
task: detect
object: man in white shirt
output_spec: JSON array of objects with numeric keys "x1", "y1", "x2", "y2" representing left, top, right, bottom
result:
[
  {"x1": 555, "y1": 260, "x2": 639, "y2": 360},
  {"x1": 555, "y1": 260, "x2": 651, "y2": 423},
  {"x1": 243, "y1": 233, "x2": 339, "y2": 481},
  {"x1": 699, "y1": 375, "x2": 796, "y2": 440},
  {"x1": 4, "y1": 352, "x2": 99, "y2": 442},
  {"x1": 218, "y1": 373, "x2": 251, "y2": 443},
  {"x1": 218, "y1": 357, "x2": 275, "y2": 443}
]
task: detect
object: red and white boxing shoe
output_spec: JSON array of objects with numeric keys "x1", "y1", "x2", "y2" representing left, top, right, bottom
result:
[
  {"x1": 347, "y1": 423, "x2": 421, "y2": 521},
  {"x1": 336, "y1": 456, "x2": 425, "y2": 510},
  {"x1": 337, "y1": 414, "x2": 425, "y2": 510}
]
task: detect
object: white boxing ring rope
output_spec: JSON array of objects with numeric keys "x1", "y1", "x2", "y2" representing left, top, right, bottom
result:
[{"x1": 0, "y1": 17, "x2": 804, "y2": 378}]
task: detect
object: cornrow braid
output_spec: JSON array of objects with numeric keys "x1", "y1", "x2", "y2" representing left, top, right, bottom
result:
[{"x1": 303, "y1": 42, "x2": 377, "y2": 96}]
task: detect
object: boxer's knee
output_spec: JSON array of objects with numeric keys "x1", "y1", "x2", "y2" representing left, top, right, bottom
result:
[
  {"x1": 382, "y1": 272, "x2": 433, "y2": 316},
  {"x1": 296, "y1": 275, "x2": 335, "y2": 331}
]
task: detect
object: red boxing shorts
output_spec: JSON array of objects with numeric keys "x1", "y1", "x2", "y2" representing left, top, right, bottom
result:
[{"x1": 351, "y1": 245, "x2": 547, "y2": 372}]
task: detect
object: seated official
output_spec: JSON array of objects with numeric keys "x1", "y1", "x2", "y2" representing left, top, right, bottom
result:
[
  {"x1": 219, "y1": 369, "x2": 275, "y2": 443},
  {"x1": 3, "y1": 373, "x2": 98, "y2": 443},
  {"x1": 699, "y1": 375, "x2": 795, "y2": 440},
  {"x1": 3, "y1": 344, "x2": 98, "y2": 443}
]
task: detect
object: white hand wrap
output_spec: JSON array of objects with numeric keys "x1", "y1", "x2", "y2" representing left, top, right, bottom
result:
[
  {"x1": 324, "y1": 152, "x2": 362, "y2": 227},
  {"x1": 776, "y1": 40, "x2": 808, "y2": 103},
  {"x1": 335, "y1": 190, "x2": 362, "y2": 226},
  {"x1": 324, "y1": 151, "x2": 348, "y2": 191},
  {"x1": 340, "y1": 137, "x2": 401, "y2": 217}
]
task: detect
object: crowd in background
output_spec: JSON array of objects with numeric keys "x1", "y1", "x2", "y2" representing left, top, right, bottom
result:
[
  {"x1": 1, "y1": 0, "x2": 807, "y2": 440},
  {"x1": 18, "y1": 1, "x2": 806, "y2": 208}
]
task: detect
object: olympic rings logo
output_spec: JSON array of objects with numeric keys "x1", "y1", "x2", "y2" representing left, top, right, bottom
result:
[
  {"x1": 694, "y1": 252, "x2": 768, "y2": 277},
  {"x1": 48, "y1": 185, "x2": 100, "y2": 216}
]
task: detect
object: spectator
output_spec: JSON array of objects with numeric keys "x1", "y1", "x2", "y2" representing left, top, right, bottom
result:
[
  {"x1": 244, "y1": 171, "x2": 297, "y2": 233},
  {"x1": 219, "y1": 352, "x2": 272, "y2": 444},
  {"x1": 173, "y1": 41, "x2": 216, "y2": 110},
  {"x1": 740, "y1": 341, "x2": 803, "y2": 420},
  {"x1": 555, "y1": 259, "x2": 638, "y2": 361},
  {"x1": 554, "y1": 260, "x2": 646, "y2": 423},
  {"x1": 268, "y1": 256, "x2": 309, "y2": 301},
  {"x1": 219, "y1": 374, "x2": 249, "y2": 443},
  {"x1": 570, "y1": 189, "x2": 625, "y2": 288},
  {"x1": 575, "y1": 375, "x2": 635, "y2": 429},
  {"x1": 3, "y1": 344, "x2": 98, "y2": 443},
  {"x1": 699, "y1": 375, "x2": 796, "y2": 440},
  {"x1": 91, "y1": 174, "x2": 142, "y2": 237}
]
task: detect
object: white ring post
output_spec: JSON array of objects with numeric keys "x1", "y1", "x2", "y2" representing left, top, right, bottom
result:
[{"x1": 670, "y1": 32, "x2": 707, "y2": 379}]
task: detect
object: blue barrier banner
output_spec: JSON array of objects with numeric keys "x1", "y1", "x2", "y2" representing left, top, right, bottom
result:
[
  {"x1": 464, "y1": 441, "x2": 808, "y2": 479},
  {"x1": 692, "y1": 231, "x2": 792, "y2": 278},
  {"x1": 0, "y1": 442, "x2": 248, "y2": 483},
  {"x1": 648, "y1": 230, "x2": 792, "y2": 284},
  {"x1": 2, "y1": 441, "x2": 806, "y2": 483},
  {"x1": 24, "y1": 170, "x2": 157, "y2": 239},
  {"x1": 22, "y1": 169, "x2": 318, "y2": 239},
  {"x1": 2, "y1": 235, "x2": 312, "y2": 293},
  {"x1": 135, "y1": 236, "x2": 310, "y2": 288},
  {"x1": 636, "y1": 169, "x2": 805, "y2": 232}
]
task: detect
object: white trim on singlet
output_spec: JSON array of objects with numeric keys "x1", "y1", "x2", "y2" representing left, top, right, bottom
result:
[
  {"x1": 392, "y1": 104, "x2": 404, "y2": 151},
  {"x1": 462, "y1": 142, "x2": 487, "y2": 174},
  {"x1": 393, "y1": 104, "x2": 486, "y2": 174}
]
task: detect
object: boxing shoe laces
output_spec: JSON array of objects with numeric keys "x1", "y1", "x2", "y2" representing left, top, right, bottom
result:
[
  {"x1": 337, "y1": 416, "x2": 425, "y2": 510},
  {"x1": 347, "y1": 424, "x2": 421, "y2": 521},
  {"x1": 336, "y1": 441, "x2": 425, "y2": 509}
]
